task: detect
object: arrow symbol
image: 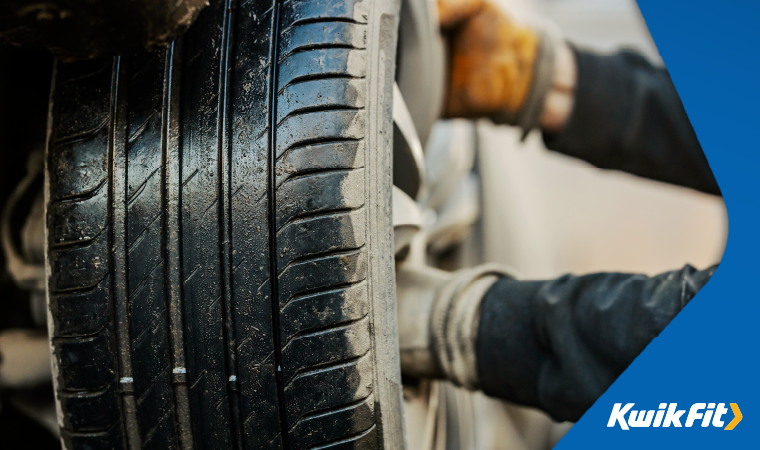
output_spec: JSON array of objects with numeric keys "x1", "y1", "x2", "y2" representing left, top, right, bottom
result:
[{"x1": 724, "y1": 403, "x2": 742, "y2": 430}]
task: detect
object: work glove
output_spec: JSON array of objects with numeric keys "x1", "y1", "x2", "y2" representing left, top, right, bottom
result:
[
  {"x1": 438, "y1": 0, "x2": 559, "y2": 134},
  {"x1": 396, "y1": 263, "x2": 515, "y2": 389}
]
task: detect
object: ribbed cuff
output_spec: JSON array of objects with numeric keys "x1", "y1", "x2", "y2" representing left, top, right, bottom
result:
[{"x1": 491, "y1": 30, "x2": 556, "y2": 138}]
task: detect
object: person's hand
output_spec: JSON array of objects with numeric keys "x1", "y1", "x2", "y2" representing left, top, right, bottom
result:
[
  {"x1": 438, "y1": 0, "x2": 540, "y2": 120},
  {"x1": 437, "y1": 0, "x2": 577, "y2": 133}
]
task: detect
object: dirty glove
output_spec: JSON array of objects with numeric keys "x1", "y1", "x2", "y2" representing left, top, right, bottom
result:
[
  {"x1": 396, "y1": 263, "x2": 515, "y2": 389},
  {"x1": 438, "y1": 0, "x2": 554, "y2": 133}
]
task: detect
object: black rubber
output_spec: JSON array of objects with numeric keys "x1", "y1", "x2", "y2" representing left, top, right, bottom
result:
[{"x1": 45, "y1": 1, "x2": 404, "y2": 449}]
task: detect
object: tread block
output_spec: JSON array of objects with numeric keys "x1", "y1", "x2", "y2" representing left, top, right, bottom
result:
[
  {"x1": 126, "y1": 114, "x2": 163, "y2": 201},
  {"x1": 58, "y1": 379, "x2": 121, "y2": 431},
  {"x1": 279, "y1": 22, "x2": 367, "y2": 59},
  {"x1": 277, "y1": 109, "x2": 365, "y2": 158},
  {"x1": 126, "y1": 165, "x2": 162, "y2": 247},
  {"x1": 290, "y1": 395, "x2": 375, "y2": 449},
  {"x1": 277, "y1": 208, "x2": 366, "y2": 269},
  {"x1": 277, "y1": 78, "x2": 366, "y2": 124},
  {"x1": 126, "y1": 52, "x2": 165, "y2": 146},
  {"x1": 49, "y1": 231, "x2": 109, "y2": 292},
  {"x1": 132, "y1": 317, "x2": 171, "y2": 398},
  {"x1": 60, "y1": 421, "x2": 124, "y2": 450},
  {"x1": 281, "y1": 316, "x2": 370, "y2": 383},
  {"x1": 240, "y1": 356, "x2": 283, "y2": 449},
  {"x1": 313, "y1": 425, "x2": 378, "y2": 450},
  {"x1": 48, "y1": 181, "x2": 108, "y2": 246},
  {"x1": 135, "y1": 370, "x2": 175, "y2": 443},
  {"x1": 48, "y1": 127, "x2": 109, "y2": 201},
  {"x1": 142, "y1": 408, "x2": 178, "y2": 450},
  {"x1": 128, "y1": 260, "x2": 165, "y2": 346},
  {"x1": 55, "y1": 59, "x2": 112, "y2": 140},
  {"x1": 280, "y1": 282, "x2": 368, "y2": 343},
  {"x1": 275, "y1": 169, "x2": 365, "y2": 229},
  {"x1": 277, "y1": 140, "x2": 365, "y2": 187},
  {"x1": 284, "y1": 352, "x2": 373, "y2": 428},
  {"x1": 54, "y1": 326, "x2": 117, "y2": 391},
  {"x1": 277, "y1": 48, "x2": 366, "y2": 91},
  {"x1": 280, "y1": 0, "x2": 370, "y2": 27},
  {"x1": 278, "y1": 247, "x2": 368, "y2": 309},
  {"x1": 127, "y1": 213, "x2": 163, "y2": 296},
  {"x1": 50, "y1": 275, "x2": 111, "y2": 337}
]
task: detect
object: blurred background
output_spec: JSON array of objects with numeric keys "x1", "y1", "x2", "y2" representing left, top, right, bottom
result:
[
  {"x1": 480, "y1": 0, "x2": 725, "y2": 280},
  {"x1": 402, "y1": 1, "x2": 726, "y2": 449}
]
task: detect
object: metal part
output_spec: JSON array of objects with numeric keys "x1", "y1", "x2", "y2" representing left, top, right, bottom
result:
[
  {"x1": 1, "y1": 150, "x2": 45, "y2": 293},
  {"x1": 393, "y1": 185, "x2": 424, "y2": 254},
  {"x1": 394, "y1": 82, "x2": 428, "y2": 200},
  {"x1": 0, "y1": 329, "x2": 51, "y2": 388},
  {"x1": 421, "y1": 120, "x2": 482, "y2": 255},
  {"x1": 396, "y1": 0, "x2": 447, "y2": 147}
]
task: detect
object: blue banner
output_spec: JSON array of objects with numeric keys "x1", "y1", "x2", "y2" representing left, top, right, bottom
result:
[{"x1": 557, "y1": 1, "x2": 758, "y2": 448}]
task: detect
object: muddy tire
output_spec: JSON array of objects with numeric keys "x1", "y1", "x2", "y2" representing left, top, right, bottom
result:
[{"x1": 44, "y1": 0, "x2": 404, "y2": 448}]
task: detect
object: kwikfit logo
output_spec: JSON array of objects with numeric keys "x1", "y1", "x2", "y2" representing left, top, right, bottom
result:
[{"x1": 608, "y1": 403, "x2": 742, "y2": 430}]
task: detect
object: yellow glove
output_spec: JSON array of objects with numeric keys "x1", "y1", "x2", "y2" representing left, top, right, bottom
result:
[{"x1": 438, "y1": 0, "x2": 556, "y2": 132}]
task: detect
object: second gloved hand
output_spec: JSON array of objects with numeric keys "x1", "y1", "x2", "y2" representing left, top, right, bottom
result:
[{"x1": 438, "y1": 0, "x2": 573, "y2": 133}]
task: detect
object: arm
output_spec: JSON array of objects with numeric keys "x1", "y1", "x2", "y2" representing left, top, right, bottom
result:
[
  {"x1": 476, "y1": 264, "x2": 717, "y2": 422},
  {"x1": 439, "y1": 0, "x2": 720, "y2": 195},
  {"x1": 397, "y1": 263, "x2": 717, "y2": 422},
  {"x1": 540, "y1": 46, "x2": 721, "y2": 196}
]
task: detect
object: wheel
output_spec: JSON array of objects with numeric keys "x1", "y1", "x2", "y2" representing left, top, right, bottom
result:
[{"x1": 44, "y1": 0, "x2": 404, "y2": 448}]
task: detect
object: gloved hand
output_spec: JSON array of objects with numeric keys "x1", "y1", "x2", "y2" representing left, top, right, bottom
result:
[
  {"x1": 438, "y1": 0, "x2": 575, "y2": 133},
  {"x1": 396, "y1": 263, "x2": 515, "y2": 389}
]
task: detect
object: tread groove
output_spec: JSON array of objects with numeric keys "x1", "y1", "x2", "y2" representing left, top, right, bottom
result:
[
  {"x1": 50, "y1": 273, "x2": 108, "y2": 296},
  {"x1": 277, "y1": 106, "x2": 363, "y2": 127},
  {"x1": 54, "y1": 116, "x2": 110, "y2": 145},
  {"x1": 281, "y1": 17, "x2": 365, "y2": 34},
  {"x1": 277, "y1": 206, "x2": 362, "y2": 233},
  {"x1": 50, "y1": 178, "x2": 107, "y2": 205},
  {"x1": 281, "y1": 279, "x2": 366, "y2": 311},
  {"x1": 268, "y1": 1, "x2": 291, "y2": 448},
  {"x1": 279, "y1": 43, "x2": 363, "y2": 62},
  {"x1": 309, "y1": 424, "x2": 376, "y2": 450},
  {"x1": 50, "y1": 227, "x2": 106, "y2": 251},
  {"x1": 278, "y1": 136, "x2": 363, "y2": 157},
  {"x1": 127, "y1": 168, "x2": 160, "y2": 205},
  {"x1": 217, "y1": 1, "x2": 243, "y2": 448},
  {"x1": 292, "y1": 393, "x2": 372, "y2": 428},
  {"x1": 284, "y1": 350, "x2": 370, "y2": 389},
  {"x1": 108, "y1": 56, "x2": 140, "y2": 450},
  {"x1": 283, "y1": 312, "x2": 369, "y2": 347},
  {"x1": 162, "y1": 39, "x2": 194, "y2": 450},
  {"x1": 277, "y1": 244, "x2": 366, "y2": 276},
  {"x1": 278, "y1": 74, "x2": 366, "y2": 95}
]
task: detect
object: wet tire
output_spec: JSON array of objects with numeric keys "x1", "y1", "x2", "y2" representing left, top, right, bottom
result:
[{"x1": 45, "y1": 1, "x2": 404, "y2": 448}]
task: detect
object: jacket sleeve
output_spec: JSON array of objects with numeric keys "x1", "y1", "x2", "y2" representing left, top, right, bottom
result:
[
  {"x1": 475, "y1": 264, "x2": 717, "y2": 422},
  {"x1": 542, "y1": 48, "x2": 721, "y2": 196}
]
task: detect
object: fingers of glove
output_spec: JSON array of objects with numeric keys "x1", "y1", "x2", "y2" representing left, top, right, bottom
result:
[
  {"x1": 438, "y1": 0, "x2": 485, "y2": 28},
  {"x1": 445, "y1": 2, "x2": 539, "y2": 118}
]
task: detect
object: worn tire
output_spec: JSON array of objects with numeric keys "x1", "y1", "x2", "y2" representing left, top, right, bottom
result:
[{"x1": 44, "y1": 1, "x2": 404, "y2": 449}]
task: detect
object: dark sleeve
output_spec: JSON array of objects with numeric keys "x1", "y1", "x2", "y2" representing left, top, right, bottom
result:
[
  {"x1": 542, "y1": 48, "x2": 721, "y2": 196},
  {"x1": 476, "y1": 264, "x2": 717, "y2": 422}
]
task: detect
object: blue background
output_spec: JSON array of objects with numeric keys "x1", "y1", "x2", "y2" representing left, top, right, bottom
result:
[{"x1": 557, "y1": 1, "x2": 759, "y2": 448}]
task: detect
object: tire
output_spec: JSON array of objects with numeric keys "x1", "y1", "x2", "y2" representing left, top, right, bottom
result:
[{"x1": 44, "y1": 1, "x2": 404, "y2": 449}]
